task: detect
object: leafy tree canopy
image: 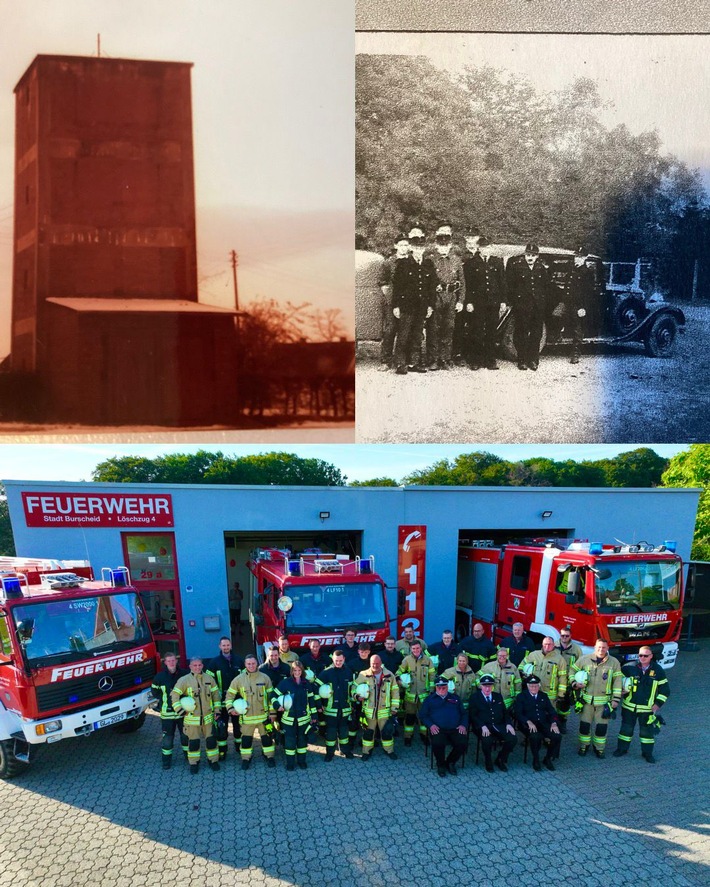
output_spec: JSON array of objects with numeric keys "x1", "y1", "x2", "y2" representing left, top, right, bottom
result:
[{"x1": 662, "y1": 445, "x2": 710, "y2": 560}]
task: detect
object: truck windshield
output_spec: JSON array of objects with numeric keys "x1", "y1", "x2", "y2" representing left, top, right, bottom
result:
[
  {"x1": 284, "y1": 582, "x2": 386, "y2": 630},
  {"x1": 594, "y1": 561, "x2": 681, "y2": 614},
  {"x1": 12, "y1": 592, "x2": 152, "y2": 666}
]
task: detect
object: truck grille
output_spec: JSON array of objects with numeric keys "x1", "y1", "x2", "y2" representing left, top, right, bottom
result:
[
  {"x1": 607, "y1": 624, "x2": 668, "y2": 643},
  {"x1": 36, "y1": 659, "x2": 156, "y2": 714}
]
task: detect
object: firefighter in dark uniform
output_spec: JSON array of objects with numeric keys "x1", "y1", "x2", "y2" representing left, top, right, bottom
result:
[
  {"x1": 427, "y1": 221, "x2": 465, "y2": 370},
  {"x1": 151, "y1": 652, "x2": 189, "y2": 769},
  {"x1": 469, "y1": 674, "x2": 518, "y2": 772},
  {"x1": 507, "y1": 242, "x2": 553, "y2": 371},
  {"x1": 419, "y1": 677, "x2": 469, "y2": 777},
  {"x1": 349, "y1": 642, "x2": 373, "y2": 746},
  {"x1": 300, "y1": 638, "x2": 329, "y2": 681},
  {"x1": 205, "y1": 637, "x2": 244, "y2": 760},
  {"x1": 498, "y1": 622, "x2": 536, "y2": 667},
  {"x1": 462, "y1": 234, "x2": 505, "y2": 370},
  {"x1": 428, "y1": 629, "x2": 460, "y2": 674},
  {"x1": 273, "y1": 660, "x2": 320, "y2": 771},
  {"x1": 391, "y1": 225, "x2": 436, "y2": 374},
  {"x1": 317, "y1": 648, "x2": 355, "y2": 760},
  {"x1": 562, "y1": 247, "x2": 594, "y2": 364},
  {"x1": 613, "y1": 646, "x2": 670, "y2": 763},
  {"x1": 514, "y1": 673, "x2": 562, "y2": 771},
  {"x1": 454, "y1": 227, "x2": 480, "y2": 366},
  {"x1": 380, "y1": 635, "x2": 404, "y2": 674},
  {"x1": 459, "y1": 623, "x2": 496, "y2": 674},
  {"x1": 376, "y1": 233, "x2": 409, "y2": 370},
  {"x1": 259, "y1": 645, "x2": 291, "y2": 747}
]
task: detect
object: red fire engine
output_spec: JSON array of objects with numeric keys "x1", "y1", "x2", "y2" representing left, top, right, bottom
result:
[
  {"x1": 456, "y1": 539, "x2": 683, "y2": 669},
  {"x1": 248, "y1": 548, "x2": 393, "y2": 659},
  {"x1": 0, "y1": 558, "x2": 160, "y2": 778}
]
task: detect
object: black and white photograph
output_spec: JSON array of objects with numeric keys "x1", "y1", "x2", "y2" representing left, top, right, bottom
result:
[{"x1": 356, "y1": 32, "x2": 710, "y2": 443}]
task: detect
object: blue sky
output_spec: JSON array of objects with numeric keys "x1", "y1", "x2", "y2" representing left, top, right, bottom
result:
[{"x1": 0, "y1": 443, "x2": 686, "y2": 485}]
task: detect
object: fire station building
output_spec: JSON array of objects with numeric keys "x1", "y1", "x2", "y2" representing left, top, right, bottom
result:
[{"x1": 3, "y1": 480, "x2": 700, "y2": 661}]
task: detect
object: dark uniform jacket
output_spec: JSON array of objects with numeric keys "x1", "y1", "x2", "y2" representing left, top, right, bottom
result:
[
  {"x1": 342, "y1": 642, "x2": 361, "y2": 668},
  {"x1": 317, "y1": 663, "x2": 354, "y2": 712},
  {"x1": 506, "y1": 256, "x2": 553, "y2": 316},
  {"x1": 419, "y1": 691, "x2": 468, "y2": 731},
  {"x1": 462, "y1": 252, "x2": 506, "y2": 307},
  {"x1": 259, "y1": 660, "x2": 291, "y2": 691},
  {"x1": 459, "y1": 635, "x2": 497, "y2": 673},
  {"x1": 151, "y1": 665, "x2": 189, "y2": 718},
  {"x1": 563, "y1": 261, "x2": 595, "y2": 312},
  {"x1": 469, "y1": 690, "x2": 513, "y2": 733},
  {"x1": 274, "y1": 677, "x2": 318, "y2": 723},
  {"x1": 205, "y1": 652, "x2": 245, "y2": 702},
  {"x1": 379, "y1": 648, "x2": 404, "y2": 674},
  {"x1": 428, "y1": 640, "x2": 461, "y2": 674},
  {"x1": 514, "y1": 688, "x2": 559, "y2": 728},
  {"x1": 392, "y1": 255, "x2": 438, "y2": 313},
  {"x1": 498, "y1": 634, "x2": 536, "y2": 667},
  {"x1": 300, "y1": 651, "x2": 329, "y2": 678},
  {"x1": 621, "y1": 661, "x2": 670, "y2": 712}
]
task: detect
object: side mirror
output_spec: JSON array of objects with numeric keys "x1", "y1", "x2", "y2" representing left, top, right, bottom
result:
[
  {"x1": 567, "y1": 571, "x2": 580, "y2": 595},
  {"x1": 595, "y1": 569, "x2": 612, "y2": 581}
]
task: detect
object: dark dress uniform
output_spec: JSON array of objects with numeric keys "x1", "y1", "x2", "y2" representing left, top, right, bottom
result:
[
  {"x1": 377, "y1": 254, "x2": 405, "y2": 368},
  {"x1": 469, "y1": 689, "x2": 518, "y2": 770},
  {"x1": 514, "y1": 686, "x2": 562, "y2": 769},
  {"x1": 419, "y1": 690, "x2": 469, "y2": 771},
  {"x1": 562, "y1": 260, "x2": 595, "y2": 361},
  {"x1": 462, "y1": 251, "x2": 506, "y2": 369},
  {"x1": 507, "y1": 255, "x2": 553, "y2": 369},
  {"x1": 392, "y1": 255, "x2": 438, "y2": 372}
]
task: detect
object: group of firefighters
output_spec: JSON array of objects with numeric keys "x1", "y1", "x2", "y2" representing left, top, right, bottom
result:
[
  {"x1": 368, "y1": 222, "x2": 596, "y2": 374},
  {"x1": 150, "y1": 623, "x2": 670, "y2": 778}
]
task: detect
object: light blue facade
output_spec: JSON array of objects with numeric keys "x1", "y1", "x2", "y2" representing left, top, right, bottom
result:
[{"x1": 3, "y1": 480, "x2": 700, "y2": 656}]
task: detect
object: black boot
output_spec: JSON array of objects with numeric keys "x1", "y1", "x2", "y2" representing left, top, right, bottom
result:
[
  {"x1": 613, "y1": 746, "x2": 628, "y2": 758},
  {"x1": 162, "y1": 755, "x2": 172, "y2": 770}
]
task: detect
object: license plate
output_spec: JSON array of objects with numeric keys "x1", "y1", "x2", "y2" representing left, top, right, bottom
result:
[{"x1": 94, "y1": 713, "x2": 126, "y2": 729}]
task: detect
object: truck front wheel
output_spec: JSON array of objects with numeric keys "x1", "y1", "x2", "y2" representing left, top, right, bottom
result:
[
  {"x1": 0, "y1": 739, "x2": 30, "y2": 779},
  {"x1": 644, "y1": 314, "x2": 678, "y2": 357},
  {"x1": 113, "y1": 712, "x2": 146, "y2": 734}
]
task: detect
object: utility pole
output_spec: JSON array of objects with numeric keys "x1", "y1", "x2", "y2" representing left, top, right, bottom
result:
[
  {"x1": 230, "y1": 249, "x2": 240, "y2": 311},
  {"x1": 97, "y1": 34, "x2": 101, "y2": 57}
]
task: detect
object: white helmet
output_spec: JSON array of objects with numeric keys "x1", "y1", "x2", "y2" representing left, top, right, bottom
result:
[
  {"x1": 574, "y1": 670, "x2": 588, "y2": 686},
  {"x1": 305, "y1": 668, "x2": 315, "y2": 682},
  {"x1": 447, "y1": 680, "x2": 455, "y2": 694},
  {"x1": 622, "y1": 676, "x2": 634, "y2": 693},
  {"x1": 318, "y1": 683, "x2": 332, "y2": 699},
  {"x1": 282, "y1": 693, "x2": 293, "y2": 711},
  {"x1": 429, "y1": 654, "x2": 440, "y2": 668},
  {"x1": 232, "y1": 697, "x2": 248, "y2": 715},
  {"x1": 399, "y1": 672, "x2": 412, "y2": 687},
  {"x1": 355, "y1": 682, "x2": 370, "y2": 699},
  {"x1": 179, "y1": 696, "x2": 196, "y2": 713},
  {"x1": 521, "y1": 662, "x2": 535, "y2": 676}
]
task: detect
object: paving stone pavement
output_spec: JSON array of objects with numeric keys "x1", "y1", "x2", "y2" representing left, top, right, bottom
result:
[{"x1": 0, "y1": 643, "x2": 707, "y2": 887}]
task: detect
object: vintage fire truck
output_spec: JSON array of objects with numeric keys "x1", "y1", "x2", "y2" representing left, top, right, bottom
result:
[
  {"x1": 456, "y1": 539, "x2": 683, "y2": 669},
  {"x1": 0, "y1": 558, "x2": 160, "y2": 778},
  {"x1": 248, "y1": 548, "x2": 393, "y2": 659}
]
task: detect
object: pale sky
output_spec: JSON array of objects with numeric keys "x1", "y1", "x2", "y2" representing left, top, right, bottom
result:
[
  {"x1": 357, "y1": 32, "x2": 710, "y2": 189},
  {"x1": 0, "y1": 443, "x2": 686, "y2": 485},
  {"x1": 0, "y1": 0, "x2": 355, "y2": 357}
]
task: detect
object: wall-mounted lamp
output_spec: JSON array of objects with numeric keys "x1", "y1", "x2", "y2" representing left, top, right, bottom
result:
[
  {"x1": 319, "y1": 511, "x2": 330, "y2": 523},
  {"x1": 541, "y1": 510, "x2": 553, "y2": 520}
]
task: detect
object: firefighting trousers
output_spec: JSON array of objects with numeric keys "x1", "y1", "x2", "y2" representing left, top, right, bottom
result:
[
  {"x1": 349, "y1": 700, "x2": 362, "y2": 740},
  {"x1": 617, "y1": 709, "x2": 656, "y2": 752},
  {"x1": 557, "y1": 689, "x2": 572, "y2": 719},
  {"x1": 430, "y1": 729, "x2": 468, "y2": 766},
  {"x1": 215, "y1": 713, "x2": 241, "y2": 754},
  {"x1": 325, "y1": 712, "x2": 350, "y2": 749},
  {"x1": 239, "y1": 721, "x2": 275, "y2": 759},
  {"x1": 185, "y1": 723, "x2": 219, "y2": 764},
  {"x1": 519, "y1": 723, "x2": 562, "y2": 761},
  {"x1": 403, "y1": 700, "x2": 427, "y2": 738},
  {"x1": 283, "y1": 721, "x2": 310, "y2": 757},
  {"x1": 160, "y1": 717, "x2": 188, "y2": 757},
  {"x1": 362, "y1": 715, "x2": 396, "y2": 755},
  {"x1": 578, "y1": 703, "x2": 611, "y2": 751}
]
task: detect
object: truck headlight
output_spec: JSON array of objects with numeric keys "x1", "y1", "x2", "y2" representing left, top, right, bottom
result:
[{"x1": 35, "y1": 720, "x2": 62, "y2": 736}]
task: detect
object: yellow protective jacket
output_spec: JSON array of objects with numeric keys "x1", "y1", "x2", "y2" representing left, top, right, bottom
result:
[
  {"x1": 557, "y1": 641, "x2": 583, "y2": 672},
  {"x1": 397, "y1": 652, "x2": 436, "y2": 703},
  {"x1": 395, "y1": 637, "x2": 428, "y2": 655},
  {"x1": 478, "y1": 660, "x2": 521, "y2": 708},
  {"x1": 575, "y1": 653, "x2": 623, "y2": 706},
  {"x1": 353, "y1": 667, "x2": 400, "y2": 719},
  {"x1": 521, "y1": 650, "x2": 568, "y2": 698},
  {"x1": 440, "y1": 665, "x2": 477, "y2": 704},
  {"x1": 171, "y1": 672, "x2": 220, "y2": 728},
  {"x1": 225, "y1": 670, "x2": 273, "y2": 725}
]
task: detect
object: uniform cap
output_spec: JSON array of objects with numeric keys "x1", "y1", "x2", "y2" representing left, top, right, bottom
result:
[
  {"x1": 526, "y1": 674, "x2": 541, "y2": 684},
  {"x1": 435, "y1": 221, "x2": 453, "y2": 238},
  {"x1": 395, "y1": 232, "x2": 410, "y2": 244},
  {"x1": 478, "y1": 674, "x2": 495, "y2": 685},
  {"x1": 525, "y1": 242, "x2": 540, "y2": 255},
  {"x1": 435, "y1": 676, "x2": 449, "y2": 687},
  {"x1": 464, "y1": 226, "x2": 480, "y2": 239},
  {"x1": 477, "y1": 236, "x2": 490, "y2": 248},
  {"x1": 408, "y1": 225, "x2": 426, "y2": 240}
]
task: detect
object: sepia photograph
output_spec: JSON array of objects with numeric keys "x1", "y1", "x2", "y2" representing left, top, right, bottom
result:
[
  {"x1": 0, "y1": 0, "x2": 354, "y2": 439},
  {"x1": 355, "y1": 32, "x2": 710, "y2": 443}
]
